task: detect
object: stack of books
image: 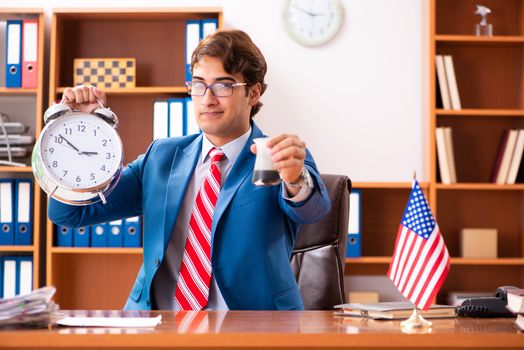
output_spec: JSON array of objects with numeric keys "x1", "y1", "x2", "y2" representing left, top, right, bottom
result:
[
  {"x1": 334, "y1": 301, "x2": 457, "y2": 320},
  {"x1": 491, "y1": 129, "x2": 524, "y2": 184},
  {"x1": 435, "y1": 54, "x2": 461, "y2": 110},
  {"x1": 507, "y1": 289, "x2": 524, "y2": 330},
  {"x1": 435, "y1": 126, "x2": 457, "y2": 184},
  {"x1": 0, "y1": 113, "x2": 33, "y2": 163}
]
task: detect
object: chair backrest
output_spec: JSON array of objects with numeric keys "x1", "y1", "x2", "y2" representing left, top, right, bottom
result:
[{"x1": 290, "y1": 174, "x2": 351, "y2": 310}]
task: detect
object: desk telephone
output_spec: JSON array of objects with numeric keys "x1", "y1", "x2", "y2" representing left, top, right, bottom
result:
[{"x1": 457, "y1": 286, "x2": 518, "y2": 318}]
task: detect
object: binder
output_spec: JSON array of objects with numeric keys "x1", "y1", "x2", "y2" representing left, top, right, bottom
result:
[
  {"x1": 6, "y1": 20, "x2": 22, "y2": 88},
  {"x1": 123, "y1": 216, "x2": 141, "y2": 247},
  {"x1": 201, "y1": 18, "x2": 218, "y2": 38},
  {"x1": 108, "y1": 220, "x2": 123, "y2": 247},
  {"x1": 347, "y1": 190, "x2": 361, "y2": 258},
  {"x1": 153, "y1": 100, "x2": 168, "y2": 140},
  {"x1": 184, "y1": 97, "x2": 200, "y2": 135},
  {"x1": 0, "y1": 179, "x2": 15, "y2": 245},
  {"x1": 73, "y1": 226, "x2": 90, "y2": 247},
  {"x1": 0, "y1": 21, "x2": 6, "y2": 87},
  {"x1": 185, "y1": 20, "x2": 201, "y2": 81},
  {"x1": 21, "y1": 19, "x2": 38, "y2": 89},
  {"x1": 14, "y1": 178, "x2": 33, "y2": 245},
  {"x1": 168, "y1": 98, "x2": 185, "y2": 137},
  {"x1": 17, "y1": 256, "x2": 32, "y2": 295},
  {"x1": 56, "y1": 225, "x2": 73, "y2": 247},
  {"x1": 91, "y1": 223, "x2": 108, "y2": 247},
  {"x1": 3, "y1": 256, "x2": 16, "y2": 298}
]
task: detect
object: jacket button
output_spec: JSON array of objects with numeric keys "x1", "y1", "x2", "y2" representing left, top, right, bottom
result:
[{"x1": 154, "y1": 258, "x2": 160, "y2": 267}]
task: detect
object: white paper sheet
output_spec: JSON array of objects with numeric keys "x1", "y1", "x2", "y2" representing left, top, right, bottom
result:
[{"x1": 57, "y1": 315, "x2": 162, "y2": 328}]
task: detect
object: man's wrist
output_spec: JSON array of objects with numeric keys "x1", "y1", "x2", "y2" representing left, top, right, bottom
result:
[{"x1": 282, "y1": 166, "x2": 313, "y2": 188}]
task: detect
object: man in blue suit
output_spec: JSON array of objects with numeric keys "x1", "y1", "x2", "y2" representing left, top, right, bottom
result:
[{"x1": 48, "y1": 29, "x2": 331, "y2": 310}]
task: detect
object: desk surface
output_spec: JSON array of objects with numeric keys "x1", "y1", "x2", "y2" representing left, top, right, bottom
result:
[{"x1": 1, "y1": 310, "x2": 523, "y2": 350}]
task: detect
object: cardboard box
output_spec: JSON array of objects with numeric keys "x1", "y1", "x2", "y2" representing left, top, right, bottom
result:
[
  {"x1": 460, "y1": 228, "x2": 497, "y2": 258},
  {"x1": 348, "y1": 291, "x2": 380, "y2": 304}
]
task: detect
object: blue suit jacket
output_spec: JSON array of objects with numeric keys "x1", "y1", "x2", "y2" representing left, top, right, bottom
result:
[{"x1": 48, "y1": 122, "x2": 331, "y2": 310}]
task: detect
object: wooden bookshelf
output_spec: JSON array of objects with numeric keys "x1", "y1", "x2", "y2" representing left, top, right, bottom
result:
[
  {"x1": 46, "y1": 8, "x2": 223, "y2": 309},
  {"x1": 429, "y1": 0, "x2": 524, "y2": 300},
  {"x1": 0, "y1": 9, "x2": 45, "y2": 294}
]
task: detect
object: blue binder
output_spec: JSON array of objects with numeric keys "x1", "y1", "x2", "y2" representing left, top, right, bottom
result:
[
  {"x1": 184, "y1": 97, "x2": 200, "y2": 135},
  {"x1": 123, "y1": 216, "x2": 141, "y2": 247},
  {"x1": 14, "y1": 179, "x2": 33, "y2": 245},
  {"x1": 6, "y1": 20, "x2": 22, "y2": 88},
  {"x1": 168, "y1": 98, "x2": 185, "y2": 137},
  {"x1": 108, "y1": 220, "x2": 123, "y2": 247},
  {"x1": 0, "y1": 256, "x2": 3, "y2": 298},
  {"x1": 3, "y1": 255, "x2": 16, "y2": 298},
  {"x1": 73, "y1": 226, "x2": 90, "y2": 247},
  {"x1": 91, "y1": 223, "x2": 108, "y2": 247},
  {"x1": 56, "y1": 225, "x2": 73, "y2": 247},
  {"x1": 347, "y1": 190, "x2": 362, "y2": 257},
  {"x1": 185, "y1": 20, "x2": 201, "y2": 82},
  {"x1": 201, "y1": 18, "x2": 218, "y2": 38},
  {"x1": 16, "y1": 256, "x2": 32, "y2": 295},
  {"x1": 0, "y1": 179, "x2": 15, "y2": 245}
]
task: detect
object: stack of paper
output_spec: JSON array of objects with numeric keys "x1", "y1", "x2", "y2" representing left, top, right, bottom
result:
[{"x1": 0, "y1": 286, "x2": 58, "y2": 327}]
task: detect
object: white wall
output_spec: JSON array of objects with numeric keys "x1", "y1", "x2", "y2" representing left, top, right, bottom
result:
[{"x1": 9, "y1": 0, "x2": 426, "y2": 182}]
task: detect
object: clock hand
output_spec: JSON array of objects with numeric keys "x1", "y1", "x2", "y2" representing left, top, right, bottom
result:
[
  {"x1": 292, "y1": 4, "x2": 325, "y2": 17},
  {"x1": 58, "y1": 134, "x2": 81, "y2": 153},
  {"x1": 79, "y1": 151, "x2": 99, "y2": 155}
]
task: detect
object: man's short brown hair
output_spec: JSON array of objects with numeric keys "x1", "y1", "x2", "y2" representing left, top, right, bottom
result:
[{"x1": 191, "y1": 29, "x2": 268, "y2": 118}]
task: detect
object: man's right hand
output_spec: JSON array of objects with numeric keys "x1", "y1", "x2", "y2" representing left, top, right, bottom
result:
[{"x1": 62, "y1": 85, "x2": 107, "y2": 113}]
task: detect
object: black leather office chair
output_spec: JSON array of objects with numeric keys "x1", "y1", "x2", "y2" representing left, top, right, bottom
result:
[{"x1": 290, "y1": 174, "x2": 351, "y2": 310}]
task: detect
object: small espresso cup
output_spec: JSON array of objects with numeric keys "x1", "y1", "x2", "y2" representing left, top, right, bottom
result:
[{"x1": 252, "y1": 137, "x2": 281, "y2": 186}]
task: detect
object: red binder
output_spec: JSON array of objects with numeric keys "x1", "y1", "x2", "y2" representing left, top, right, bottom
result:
[{"x1": 21, "y1": 19, "x2": 38, "y2": 88}]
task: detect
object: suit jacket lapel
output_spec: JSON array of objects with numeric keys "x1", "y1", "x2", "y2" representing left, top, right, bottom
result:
[
  {"x1": 163, "y1": 136, "x2": 202, "y2": 247},
  {"x1": 212, "y1": 124, "x2": 265, "y2": 234}
]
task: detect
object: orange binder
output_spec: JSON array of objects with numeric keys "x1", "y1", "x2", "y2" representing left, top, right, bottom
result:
[{"x1": 21, "y1": 19, "x2": 38, "y2": 88}]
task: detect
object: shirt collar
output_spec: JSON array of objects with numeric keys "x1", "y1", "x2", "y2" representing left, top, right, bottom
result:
[{"x1": 201, "y1": 127, "x2": 252, "y2": 165}]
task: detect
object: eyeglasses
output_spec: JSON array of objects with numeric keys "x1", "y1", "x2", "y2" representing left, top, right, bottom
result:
[{"x1": 185, "y1": 81, "x2": 247, "y2": 97}]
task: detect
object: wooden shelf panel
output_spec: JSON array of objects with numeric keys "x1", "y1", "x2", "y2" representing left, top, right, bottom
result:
[
  {"x1": 345, "y1": 257, "x2": 524, "y2": 265},
  {"x1": 0, "y1": 246, "x2": 36, "y2": 253},
  {"x1": 0, "y1": 88, "x2": 37, "y2": 95},
  {"x1": 435, "y1": 109, "x2": 524, "y2": 117},
  {"x1": 50, "y1": 247, "x2": 142, "y2": 254},
  {"x1": 56, "y1": 86, "x2": 187, "y2": 95},
  {"x1": 353, "y1": 182, "x2": 429, "y2": 189},
  {"x1": 436, "y1": 35, "x2": 524, "y2": 43},
  {"x1": 436, "y1": 183, "x2": 524, "y2": 190},
  {"x1": 0, "y1": 166, "x2": 33, "y2": 173}
]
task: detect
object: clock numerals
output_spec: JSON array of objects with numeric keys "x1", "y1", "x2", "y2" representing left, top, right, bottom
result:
[
  {"x1": 102, "y1": 139, "x2": 108, "y2": 147},
  {"x1": 62, "y1": 170, "x2": 68, "y2": 177},
  {"x1": 105, "y1": 152, "x2": 112, "y2": 160},
  {"x1": 64, "y1": 127, "x2": 73, "y2": 135},
  {"x1": 52, "y1": 161, "x2": 58, "y2": 168},
  {"x1": 101, "y1": 165, "x2": 106, "y2": 171},
  {"x1": 77, "y1": 124, "x2": 86, "y2": 133},
  {"x1": 54, "y1": 135, "x2": 63, "y2": 144}
]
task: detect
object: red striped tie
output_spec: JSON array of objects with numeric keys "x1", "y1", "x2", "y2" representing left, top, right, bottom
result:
[{"x1": 175, "y1": 148, "x2": 224, "y2": 310}]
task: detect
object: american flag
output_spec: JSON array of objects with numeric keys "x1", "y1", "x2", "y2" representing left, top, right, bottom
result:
[{"x1": 387, "y1": 180, "x2": 450, "y2": 310}]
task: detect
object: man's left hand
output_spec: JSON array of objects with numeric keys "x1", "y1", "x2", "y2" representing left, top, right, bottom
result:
[{"x1": 250, "y1": 133, "x2": 306, "y2": 183}]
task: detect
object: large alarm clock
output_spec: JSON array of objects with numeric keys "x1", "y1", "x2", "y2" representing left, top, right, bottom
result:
[{"x1": 32, "y1": 101, "x2": 124, "y2": 205}]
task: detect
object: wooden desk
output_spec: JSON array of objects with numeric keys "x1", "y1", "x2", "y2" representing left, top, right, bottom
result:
[{"x1": 0, "y1": 311, "x2": 523, "y2": 350}]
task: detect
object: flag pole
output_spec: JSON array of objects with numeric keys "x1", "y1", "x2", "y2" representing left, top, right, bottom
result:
[{"x1": 400, "y1": 308, "x2": 432, "y2": 333}]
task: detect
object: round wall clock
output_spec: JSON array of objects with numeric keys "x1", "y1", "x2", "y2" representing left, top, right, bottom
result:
[{"x1": 283, "y1": 0, "x2": 344, "y2": 47}]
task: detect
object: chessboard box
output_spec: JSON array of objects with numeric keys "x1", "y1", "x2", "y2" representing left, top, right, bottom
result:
[{"x1": 73, "y1": 58, "x2": 136, "y2": 89}]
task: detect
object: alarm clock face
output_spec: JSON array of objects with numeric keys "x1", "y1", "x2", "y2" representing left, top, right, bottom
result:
[
  {"x1": 39, "y1": 113, "x2": 123, "y2": 190},
  {"x1": 284, "y1": 0, "x2": 344, "y2": 46}
]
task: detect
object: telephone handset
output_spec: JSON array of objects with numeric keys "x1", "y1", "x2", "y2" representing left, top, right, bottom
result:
[{"x1": 457, "y1": 286, "x2": 518, "y2": 318}]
